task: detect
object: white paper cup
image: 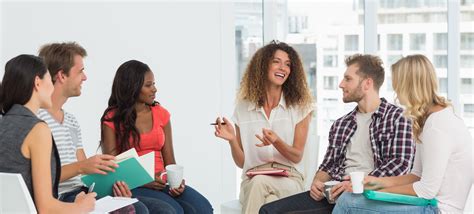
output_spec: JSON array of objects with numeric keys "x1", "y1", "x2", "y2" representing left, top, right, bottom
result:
[
  {"x1": 160, "y1": 164, "x2": 184, "y2": 188},
  {"x1": 323, "y1": 181, "x2": 341, "y2": 204},
  {"x1": 350, "y1": 172, "x2": 364, "y2": 194}
]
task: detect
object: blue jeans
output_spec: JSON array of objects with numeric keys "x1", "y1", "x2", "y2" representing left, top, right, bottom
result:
[
  {"x1": 59, "y1": 186, "x2": 173, "y2": 214},
  {"x1": 132, "y1": 185, "x2": 213, "y2": 214},
  {"x1": 332, "y1": 192, "x2": 439, "y2": 214},
  {"x1": 259, "y1": 191, "x2": 334, "y2": 214}
]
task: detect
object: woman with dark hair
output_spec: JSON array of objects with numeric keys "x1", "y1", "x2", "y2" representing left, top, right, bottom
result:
[
  {"x1": 101, "y1": 60, "x2": 213, "y2": 214},
  {"x1": 214, "y1": 41, "x2": 314, "y2": 213},
  {"x1": 0, "y1": 54, "x2": 95, "y2": 213}
]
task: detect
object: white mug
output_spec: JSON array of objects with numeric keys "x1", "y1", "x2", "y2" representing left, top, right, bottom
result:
[{"x1": 160, "y1": 164, "x2": 184, "y2": 189}]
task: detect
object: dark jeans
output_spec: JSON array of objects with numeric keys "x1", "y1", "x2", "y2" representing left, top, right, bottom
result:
[
  {"x1": 259, "y1": 191, "x2": 334, "y2": 214},
  {"x1": 132, "y1": 185, "x2": 213, "y2": 214},
  {"x1": 59, "y1": 186, "x2": 174, "y2": 214}
]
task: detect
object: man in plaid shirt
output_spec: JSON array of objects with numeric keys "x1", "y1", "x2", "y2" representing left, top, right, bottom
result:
[{"x1": 260, "y1": 54, "x2": 415, "y2": 214}]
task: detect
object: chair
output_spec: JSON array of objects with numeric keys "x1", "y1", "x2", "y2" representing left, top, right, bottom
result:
[
  {"x1": 220, "y1": 136, "x2": 320, "y2": 213},
  {"x1": 0, "y1": 172, "x2": 37, "y2": 214}
]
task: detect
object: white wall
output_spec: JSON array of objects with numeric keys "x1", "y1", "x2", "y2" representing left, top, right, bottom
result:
[{"x1": 0, "y1": 1, "x2": 238, "y2": 211}]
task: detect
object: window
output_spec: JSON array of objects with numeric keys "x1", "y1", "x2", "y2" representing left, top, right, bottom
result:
[
  {"x1": 284, "y1": 0, "x2": 364, "y2": 164},
  {"x1": 345, "y1": 35, "x2": 359, "y2": 51},
  {"x1": 464, "y1": 104, "x2": 474, "y2": 117},
  {"x1": 433, "y1": 33, "x2": 448, "y2": 50},
  {"x1": 461, "y1": 78, "x2": 474, "y2": 94},
  {"x1": 461, "y1": 55, "x2": 474, "y2": 68},
  {"x1": 324, "y1": 76, "x2": 338, "y2": 90},
  {"x1": 387, "y1": 55, "x2": 403, "y2": 66},
  {"x1": 407, "y1": 0, "x2": 423, "y2": 8},
  {"x1": 461, "y1": 33, "x2": 474, "y2": 50},
  {"x1": 377, "y1": 34, "x2": 380, "y2": 50},
  {"x1": 380, "y1": 0, "x2": 403, "y2": 9},
  {"x1": 235, "y1": 1, "x2": 263, "y2": 82},
  {"x1": 434, "y1": 55, "x2": 448, "y2": 68},
  {"x1": 410, "y1": 33, "x2": 426, "y2": 50},
  {"x1": 439, "y1": 78, "x2": 448, "y2": 94},
  {"x1": 460, "y1": 1, "x2": 474, "y2": 134},
  {"x1": 426, "y1": 0, "x2": 447, "y2": 7},
  {"x1": 323, "y1": 55, "x2": 338, "y2": 67},
  {"x1": 323, "y1": 35, "x2": 338, "y2": 51},
  {"x1": 289, "y1": 15, "x2": 308, "y2": 33},
  {"x1": 387, "y1": 34, "x2": 403, "y2": 50}
]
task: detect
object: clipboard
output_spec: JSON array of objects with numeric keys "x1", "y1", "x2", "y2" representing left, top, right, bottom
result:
[
  {"x1": 363, "y1": 190, "x2": 438, "y2": 207},
  {"x1": 246, "y1": 168, "x2": 289, "y2": 178}
]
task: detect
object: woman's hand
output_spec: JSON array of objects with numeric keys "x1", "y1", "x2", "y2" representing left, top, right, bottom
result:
[
  {"x1": 214, "y1": 117, "x2": 236, "y2": 142},
  {"x1": 169, "y1": 179, "x2": 186, "y2": 197},
  {"x1": 255, "y1": 128, "x2": 281, "y2": 147},
  {"x1": 143, "y1": 171, "x2": 167, "y2": 190},
  {"x1": 74, "y1": 191, "x2": 96, "y2": 212},
  {"x1": 112, "y1": 181, "x2": 132, "y2": 197}
]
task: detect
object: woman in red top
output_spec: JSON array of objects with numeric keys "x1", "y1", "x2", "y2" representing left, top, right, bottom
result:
[{"x1": 101, "y1": 60, "x2": 213, "y2": 214}]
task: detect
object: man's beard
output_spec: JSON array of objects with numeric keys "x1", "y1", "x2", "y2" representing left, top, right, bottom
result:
[{"x1": 342, "y1": 83, "x2": 364, "y2": 103}]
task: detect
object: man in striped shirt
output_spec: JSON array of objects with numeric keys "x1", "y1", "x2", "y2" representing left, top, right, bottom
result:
[
  {"x1": 260, "y1": 54, "x2": 415, "y2": 214},
  {"x1": 37, "y1": 42, "x2": 172, "y2": 214}
]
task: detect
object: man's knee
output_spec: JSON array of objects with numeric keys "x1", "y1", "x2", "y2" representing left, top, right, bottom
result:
[{"x1": 259, "y1": 200, "x2": 277, "y2": 214}]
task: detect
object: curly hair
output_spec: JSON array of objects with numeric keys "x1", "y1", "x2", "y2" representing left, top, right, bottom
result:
[
  {"x1": 391, "y1": 54, "x2": 449, "y2": 143},
  {"x1": 238, "y1": 41, "x2": 313, "y2": 109}
]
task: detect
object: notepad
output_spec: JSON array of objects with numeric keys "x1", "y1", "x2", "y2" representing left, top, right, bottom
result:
[
  {"x1": 246, "y1": 168, "x2": 289, "y2": 177},
  {"x1": 81, "y1": 149, "x2": 155, "y2": 198},
  {"x1": 363, "y1": 190, "x2": 438, "y2": 206},
  {"x1": 90, "y1": 196, "x2": 138, "y2": 213}
]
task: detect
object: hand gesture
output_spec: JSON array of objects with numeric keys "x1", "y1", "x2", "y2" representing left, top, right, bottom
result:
[
  {"x1": 112, "y1": 181, "x2": 132, "y2": 197},
  {"x1": 255, "y1": 128, "x2": 280, "y2": 147},
  {"x1": 79, "y1": 154, "x2": 118, "y2": 175},
  {"x1": 214, "y1": 117, "x2": 236, "y2": 142},
  {"x1": 309, "y1": 179, "x2": 325, "y2": 201},
  {"x1": 143, "y1": 171, "x2": 167, "y2": 190},
  {"x1": 75, "y1": 191, "x2": 96, "y2": 213},
  {"x1": 169, "y1": 179, "x2": 186, "y2": 197}
]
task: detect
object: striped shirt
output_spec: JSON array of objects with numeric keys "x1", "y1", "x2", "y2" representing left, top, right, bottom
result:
[
  {"x1": 318, "y1": 98, "x2": 415, "y2": 181},
  {"x1": 38, "y1": 109, "x2": 84, "y2": 195}
]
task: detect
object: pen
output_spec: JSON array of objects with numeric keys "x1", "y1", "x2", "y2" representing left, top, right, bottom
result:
[
  {"x1": 88, "y1": 182, "x2": 95, "y2": 193},
  {"x1": 210, "y1": 122, "x2": 227, "y2": 125}
]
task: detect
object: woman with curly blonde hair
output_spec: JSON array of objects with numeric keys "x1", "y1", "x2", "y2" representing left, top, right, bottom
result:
[
  {"x1": 214, "y1": 41, "x2": 314, "y2": 213},
  {"x1": 333, "y1": 54, "x2": 472, "y2": 214}
]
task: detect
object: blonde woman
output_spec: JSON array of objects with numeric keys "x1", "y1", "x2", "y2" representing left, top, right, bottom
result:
[
  {"x1": 333, "y1": 54, "x2": 473, "y2": 214},
  {"x1": 214, "y1": 41, "x2": 314, "y2": 213}
]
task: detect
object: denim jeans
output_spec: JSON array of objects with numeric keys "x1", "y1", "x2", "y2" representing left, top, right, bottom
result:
[
  {"x1": 332, "y1": 192, "x2": 439, "y2": 214},
  {"x1": 132, "y1": 185, "x2": 213, "y2": 214},
  {"x1": 259, "y1": 190, "x2": 335, "y2": 214},
  {"x1": 59, "y1": 186, "x2": 173, "y2": 214}
]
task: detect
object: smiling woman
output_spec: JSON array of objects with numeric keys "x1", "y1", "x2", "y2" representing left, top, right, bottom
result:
[{"x1": 213, "y1": 40, "x2": 314, "y2": 213}]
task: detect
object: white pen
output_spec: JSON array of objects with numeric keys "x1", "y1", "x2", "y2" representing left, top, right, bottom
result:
[{"x1": 88, "y1": 182, "x2": 95, "y2": 193}]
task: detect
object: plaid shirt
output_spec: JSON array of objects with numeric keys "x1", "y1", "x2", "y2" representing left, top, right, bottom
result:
[{"x1": 318, "y1": 98, "x2": 415, "y2": 181}]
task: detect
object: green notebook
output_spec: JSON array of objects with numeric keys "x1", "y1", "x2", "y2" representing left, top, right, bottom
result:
[
  {"x1": 363, "y1": 190, "x2": 437, "y2": 207},
  {"x1": 81, "y1": 157, "x2": 154, "y2": 198}
]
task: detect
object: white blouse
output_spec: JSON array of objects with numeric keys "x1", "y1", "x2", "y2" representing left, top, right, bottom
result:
[
  {"x1": 232, "y1": 94, "x2": 313, "y2": 176},
  {"x1": 411, "y1": 107, "x2": 473, "y2": 213}
]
